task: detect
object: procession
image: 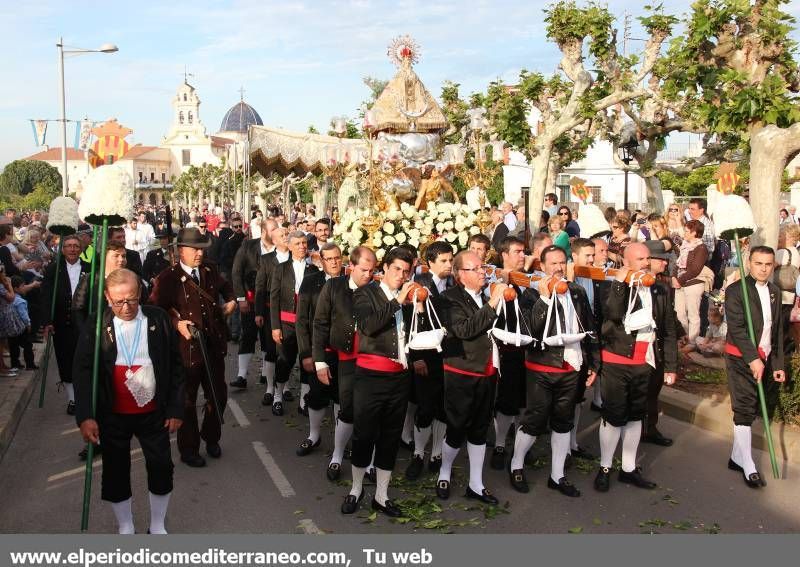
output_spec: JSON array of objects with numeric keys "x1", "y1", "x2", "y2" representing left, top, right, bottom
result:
[{"x1": 2, "y1": 1, "x2": 800, "y2": 548}]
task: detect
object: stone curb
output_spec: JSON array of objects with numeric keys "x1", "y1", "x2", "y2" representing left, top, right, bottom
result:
[
  {"x1": 660, "y1": 385, "x2": 800, "y2": 464},
  {"x1": 0, "y1": 342, "x2": 46, "y2": 465}
]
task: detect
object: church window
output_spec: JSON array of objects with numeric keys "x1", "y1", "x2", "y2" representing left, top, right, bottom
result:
[
  {"x1": 138, "y1": 171, "x2": 143, "y2": 182},
  {"x1": 150, "y1": 171, "x2": 155, "y2": 181},
  {"x1": 179, "y1": 111, "x2": 184, "y2": 124},
  {"x1": 162, "y1": 172, "x2": 166, "y2": 183},
  {"x1": 188, "y1": 111, "x2": 193, "y2": 124},
  {"x1": 183, "y1": 93, "x2": 187, "y2": 101},
  {"x1": 182, "y1": 149, "x2": 191, "y2": 166}
]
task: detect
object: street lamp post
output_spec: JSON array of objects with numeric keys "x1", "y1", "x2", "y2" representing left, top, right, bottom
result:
[
  {"x1": 618, "y1": 137, "x2": 639, "y2": 211},
  {"x1": 57, "y1": 38, "x2": 118, "y2": 196}
]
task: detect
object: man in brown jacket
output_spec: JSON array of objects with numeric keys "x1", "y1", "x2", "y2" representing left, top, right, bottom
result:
[{"x1": 150, "y1": 228, "x2": 236, "y2": 467}]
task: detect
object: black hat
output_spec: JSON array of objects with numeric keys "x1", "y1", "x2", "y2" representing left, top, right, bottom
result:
[
  {"x1": 644, "y1": 239, "x2": 671, "y2": 260},
  {"x1": 176, "y1": 227, "x2": 210, "y2": 249}
]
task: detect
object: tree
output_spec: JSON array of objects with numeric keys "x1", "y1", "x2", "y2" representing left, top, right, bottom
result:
[
  {"x1": 663, "y1": 0, "x2": 800, "y2": 247},
  {"x1": 307, "y1": 125, "x2": 320, "y2": 135},
  {"x1": 172, "y1": 163, "x2": 226, "y2": 208},
  {"x1": 0, "y1": 160, "x2": 62, "y2": 198},
  {"x1": 440, "y1": 81, "x2": 470, "y2": 145},
  {"x1": 19, "y1": 181, "x2": 61, "y2": 210}
]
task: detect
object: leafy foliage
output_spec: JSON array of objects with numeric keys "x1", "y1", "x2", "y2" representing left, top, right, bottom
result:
[
  {"x1": 0, "y1": 160, "x2": 62, "y2": 197},
  {"x1": 440, "y1": 81, "x2": 470, "y2": 145}
]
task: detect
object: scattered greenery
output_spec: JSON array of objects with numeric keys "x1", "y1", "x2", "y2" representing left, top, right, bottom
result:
[{"x1": 0, "y1": 160, "x2": 62, "y2": 209}]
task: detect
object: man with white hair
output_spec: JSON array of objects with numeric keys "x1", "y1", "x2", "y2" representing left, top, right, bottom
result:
[{"x1": 501, "y1": 202, "x2": 517, "y2": 232}]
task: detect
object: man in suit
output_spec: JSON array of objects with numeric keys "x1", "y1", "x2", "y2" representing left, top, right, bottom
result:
[
  {"x1": 255, "y1": 225, "x2": 291, "y2": 406},
  {"x1": 149, "y1": 228, "x2": 236, "y2": 467},
  {"x1": 508, "y1": 245, "x2": 598, "y2": 497},
  {"x1": 313, "y1": 246, "x2": 377, "y2": 481},
  {"x1": 434, "y1": 251, "x2": 507, "y2": 503},
  {"x1": 724, "y1": 246, "x2": 784, "y2": 488},
  {"x1": 295, "y1": 242, "x2": 344, "y2": 457},
  {"x1": 269, "y1": 231, "x2": 320, "y2": 416},
  {"x1": 490, "y1": 210, "x2": 509, "y2": 252},
  {"x1": 229, "y1": 218, "x2": 278, "y2": 389},
  {"x1": 41, "y1": 234, "x2": 90, "y2": 414},
  {"x1": 405, "y1": 241, "x2": 454, "y2": 480},
  {"x1": 74, "y1": 269, "x2": 183, "y2": 534},
  {"x1": 142, "y1": 230, "x2": 173, "y2": 288},
  {"x1": 108, "y1": 226, "x2": 143, "y2": 277},
  {"x1": 594, "y1": 243, "x2": 677, "y2": 493}
]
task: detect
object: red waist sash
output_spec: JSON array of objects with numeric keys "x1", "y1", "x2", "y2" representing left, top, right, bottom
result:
[
  {"x1": 601, "y1": 341, "x2": 650, "y2": 365},
  {"x1": 725, "y1": 342, "x2": 766, "y2": 360},
  {"x1": 356, "y1": 353, "x2": 405, "y2": 373},
  {"x1": 525, "y1": 360, "x2": 575, "y2": 374}
]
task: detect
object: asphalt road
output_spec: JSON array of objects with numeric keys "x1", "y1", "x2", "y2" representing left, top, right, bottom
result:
[{"x1": 1, "y1": 345, "x2": 798, "y2": 534}]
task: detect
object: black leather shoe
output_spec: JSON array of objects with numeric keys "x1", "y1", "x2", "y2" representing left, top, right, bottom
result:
[
  {"x1": 642, "y1": 429, "x2": 673, "y2": 447},
  {"x1": 181, "y1": 453, "x2": 206, "y2": 467},
  {"x1": 229, "y1": 376, "x2": 247, "y2": 389},
  {"x1": 428, "y1": 455, "x2": 442, "y2": 473},
  {"x1": 570, "y1": 446, "x2": 595, "y2": 460},
  {"x1": 618, "y1": 467, "x2": 657, "y2": 489},
  {"x1": 283, "y1": 390, "x2": 294, "y2": 402},
  {"x1": 341, "y1": 491, "x2": 363, "y2": 514},
  {"x1": 435, "y1": 479, "x2": 450, "y2": 500},
  {"x1": 371, "y1": 498, "x2": 402, "y2": 517},
  {"x1": 261, "y1": 392, "x2": 274, "y2": 406},
  {"x1": 509, "y1": 468, "x2": 529, "y2": 493},
  {"x1": 465, "y1": 486, "x2": 499, "y2": 505},
  {"x1": 298, "y1": 404, "x2": 309, "y2": 417},
  {"x1": 743, "y1": 471, "x2": 766, "y2": 488},
  {"x1": 490, "y1": 446, "x2": 506, "y2": 470},
  {"x1": 327, "y1": 463, "x2": 341, "y2": 481},
  {"x1": 727, "y1": 458, "x2": 744, "y2": 472},
  {"x1": 590, "y1": 402, "x2": 602, "y2": 412},
  {"x1": 399, "y1": 439, "x2": 414, "y2": 452},
  {"x1": 206, "y1": 443, "x2": 222, "y2": 458},
  {"x1": 548, "y1": 476, "x2": 581, "y2": 497},
  {"x1": 272, "y1": 401, "x2": 283, "y2": 416},
  {"x1": 594, "y1": 467, "x2": 611, "y2": 492},
  {"x1": 366, "y1": 468, "x2": 377, "y2": 484},
  {"x1": 405, "y1": 455, "x2": 424, "y2": 480},
  {"x1": 296, "y1": 438, "x2": 321, "y2": 456},
  {"x1": 66, "y1": 401, "x2": 76, "y2": 416},
  {"x1": 259, "y1": 375, "x2": 267, "y2": 385}
]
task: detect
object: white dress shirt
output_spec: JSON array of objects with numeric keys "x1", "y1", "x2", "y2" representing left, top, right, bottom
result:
[
  {"x1": 379, "y1": 281, "x2": 408, "y2": 368},
  {"x1": 276, "y1": 249, "x2": 289, "y2": 263},
  {"x1": 466, "y1": 287, "x2": 484, "y2": 308},
  {"x1": 432, "y1": 274, "x2": 447, "y2": 294},
  {"x1": 179, "y1": 261, "x2": 199, "y2": 282},
  {"x1": 65, "y1": 260, "x2": 82, "y2": 296},
  {"x1": 755, "y1": 281, "x2": 772, "y2": 358},
  {"x1": 292, "y1": 259, "x2": 306, "y2": 293}
]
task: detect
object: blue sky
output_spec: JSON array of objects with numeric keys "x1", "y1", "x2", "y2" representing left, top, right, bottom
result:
[{"x1": 1, "y1": 0, "x2": 795, "y2": 169}]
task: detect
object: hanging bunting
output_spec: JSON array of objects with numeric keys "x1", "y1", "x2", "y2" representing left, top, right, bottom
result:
[
  {"x1": 77, "y1": 120, "x2": 94, "y2": 151},
  {"x1": 30, "y1": 120, "x2": 48, "y2": 146},
  {"x1": 569, "y1": 176, "x2": 590, "y2": 203}
]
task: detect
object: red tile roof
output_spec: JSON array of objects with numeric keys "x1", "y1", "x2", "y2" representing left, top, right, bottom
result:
[
  {"x1": 119, "y1": 145, "x2": 160, "y2": 159},
  {"x1": 24, "y1": 147, "x2": 86, "y2": 161},
  {"x1": 211, "y1": 135, "x2": 234, "y2": 148}
]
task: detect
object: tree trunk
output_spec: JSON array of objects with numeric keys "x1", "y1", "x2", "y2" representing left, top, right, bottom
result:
[
  {"x1": 748, "y1": 126, "x2": 793, "y2": 248},
  {"x1": 644, "y1": 175, "x2": 665, "y2": 213},
  {"x1": 527, "y1": 146, "x2": 552, "y2": 234}
]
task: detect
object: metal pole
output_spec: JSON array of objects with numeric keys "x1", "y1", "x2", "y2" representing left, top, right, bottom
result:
[
  {"x1": 58, "y1": 37, "x2": 68, "y2": 196},
  {"x1": 88, "y1": 226, "x2": 99, "y2": 313},
  {"x1": 623, "y1": 167, "x2": 629, "y2": 211},
  {"x1": 733, "y1": 232, "x2": 780, "y2": 479},
  {"x1": 38, "y1": 239, "x2": 63, "y2": 408},
  {"x1": 81, "y1": 218, "x2": 108, "y2": 532}
]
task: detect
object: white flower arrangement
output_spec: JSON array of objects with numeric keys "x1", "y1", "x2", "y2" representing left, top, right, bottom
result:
[
  {"x1": 46, "y1": 196, "x2": 80, "y2": 236},
  {"x1": 78, "y1": 165, "x2": 134, "y2": 226},
  {"x1": 714, "y1": 194, "x2": 757, "y2": 239}
]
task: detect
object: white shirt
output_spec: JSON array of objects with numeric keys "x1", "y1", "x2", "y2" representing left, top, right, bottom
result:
[
  {"x1": 251, "y1": 221, "x2": 262, "y2": 240},
  {"x1": 379, "y1": 281, "x2": 408, "y2": 368},
  {"x1": 292, "y1": 259, "x2": 306, "y2": 293},
  {"x1": 465, "y1": 287, "x2": 483, "y2": 308},
  {"x1": 503, "y1": 211, "x2": 517, "y2": 231},
  {"x1": 179, "y1": 261, "x2": 199, "y2": 282},
  {"x1": 65, "y1": 260, "x2": 81, "y2": 296},
  {"x1": 113, "y1": 308, "x2": 151, "y2": 366},
  {"x1": 260, "y1": 242, "x2": 274, "y2": 256},
  {"x1": 432, "y1": 274, "x2": 447, "y2": 294},
  {"x1": 755, "y1": 281, "x2": 772, "y2": 358},
  {"x1": 275, "y1": 249, "x2": 289, "y2": 263},
  {"x1": 125, "y1": 226, "x2": 150, "y2": 253}
]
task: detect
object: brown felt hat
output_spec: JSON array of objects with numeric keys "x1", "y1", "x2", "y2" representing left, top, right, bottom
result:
[{"x1": 176, "y1": 227, "x2": 210, "y2": 249}]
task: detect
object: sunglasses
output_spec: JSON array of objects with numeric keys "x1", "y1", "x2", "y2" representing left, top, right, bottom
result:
[
  {"x1": 232, "y1": 225, "x2": 242, "y2": 229},
  {"x1": 559, "y1": 211, "x2": 569, "y2": 216},
  {"x1": 669, "y1": 208, "x2": 679, "y2": 212}
]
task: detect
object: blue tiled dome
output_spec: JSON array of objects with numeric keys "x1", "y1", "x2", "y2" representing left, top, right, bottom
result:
[{"x1": 219, "y1": 101, "x2": 263, "y2": 133}]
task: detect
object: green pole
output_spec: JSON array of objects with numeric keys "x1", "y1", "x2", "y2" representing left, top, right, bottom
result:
[
  {"x1": 733, "y1": 233, "x2": 780, "y2": 479},
  {"x1": 38, "y1": 239, "x2": 63, "y2": 408},
  {"x1": 80, "y1": 218, "x2": 108, "y2": 532},
  {"x1": 88, "y1": 226, "x2": 99, "y2": 314}
]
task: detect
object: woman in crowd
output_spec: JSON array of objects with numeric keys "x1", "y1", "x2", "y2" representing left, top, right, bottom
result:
[
  {"x1": 672, "y1": 219, "x2": 709, "y2": 348},
  {"x1": 556, "y1": 206, "x2": 580, "y2": 238},
  {"x1": 0, "y1": 267, "x2": 23, "y2": 377},
  {"x1": 548, "y1": 215, "x2": 571, "y2": 256},
  {"x1": 607, "y1": 214, "x2": 632, "y2": 268},
  {"x1": 666, "y1": 203, "x2": 685, "y2": 249}
]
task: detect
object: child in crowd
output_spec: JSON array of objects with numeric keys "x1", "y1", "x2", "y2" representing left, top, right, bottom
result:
[{"x1": 8, "y1": 275, "x2": 35, "y2": 370}]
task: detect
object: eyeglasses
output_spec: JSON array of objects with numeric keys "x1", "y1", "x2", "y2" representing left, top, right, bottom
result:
[
  {"x1": 110, "y1": 298, "x2": 139, "y2": 308},
  {"x1": 232, "y1": 225, "x2": 242, "y2": 229},
  {"x1": 669, "y1": 208, "x2": 679, "y2": 212},
  {"x1": 459, "y1": 266, "x2": 486, "y2": 274},
  {"x1": 559, "y1": 212, "x2": 569, "y2": 216}
]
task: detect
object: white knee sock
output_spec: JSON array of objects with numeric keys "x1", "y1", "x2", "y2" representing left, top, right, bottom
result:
[
  {"x1": 439, "y1": 440, "x2": 460, "y2": 483},
  {"x1": 494, "y1": 413, "x2": 515, "y2": 447},
  {"x1": 550, "y1": 431, "x2": 571, "y2": 483},
  {"x1": 274, "y1": 385, "x2": 283, "y2": 403},
  {"x1": 65, "y1": 383, "x2": 75, "y2": 403},
  {"x1": 300, "y1": 383, "x2": 310, "y2": 408},
  {"x1": 621, "y1": 420, "x2": 642, "y2": 473},
  {"x1": 599, "y1": 421, "x2": 621, "y2": 469},
  {"x1": 401, "y1": 403, "x2": 416, "y2": 444},
  {"x1": 282, "y1": 381, "x2": 291, "y2": 395},
  {"x1": 308, "y1": 408, "x2": 325, "y2": 444},
  {"x1": 368, "y1": 447, "x2": 376, "y2": 472},
  {"x1": 570, "y1": 404, "x2": 582, "y2": 451},
  {"x1": 510, "y1": 430, "x2": 536, "y2": 470},
  {"x1": 333, "y1": 403, "x2": 341, "y2": 421},
  {"x1": 263, "y1": 361, "x2": 275, "y2": 394},
  {"x1": 592, "y1": 384, "x2": 602, "y2": 407},
  {"x1": 413, "y1": 425, "x2": 431, "y2": 458},
  {"x1": 350, "y1": 466, "x2": 366, "y2": 497},
  {"x1": 148, "y1": 492, "x2": 170, "y2": 535},
  {"x1": 374, "y1": 468, "x2": 392, "y2": 506},
  {"x1": 431, "y1": 420, "x2": 446, "y2": 458},
  {"x1": 733, "y1": 424, "x2": 757, "y2": 476},
  {"x1": 111, "y1": 498, "x2": 134, "y2": 535},
  {"x1": 331, "y1": 420, "x2": 353, "y2": 465},
  {"x1": 467, "y1": 442, "x2": 487, "y2": 493},
  {"x1": 237, "y1": 353, "x2": 252, "y2": 378}
]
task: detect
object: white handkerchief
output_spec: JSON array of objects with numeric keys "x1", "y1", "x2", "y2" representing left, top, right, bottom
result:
[{"x1": 125, "y1": 364, "x2": 156, "y2": 407}]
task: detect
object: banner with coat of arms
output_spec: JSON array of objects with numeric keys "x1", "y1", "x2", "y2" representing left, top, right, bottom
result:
[{"x1": 88, "y1": 119, "x2": 132, "y2": 168}]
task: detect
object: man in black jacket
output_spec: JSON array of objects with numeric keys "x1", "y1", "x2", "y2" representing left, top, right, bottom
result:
[
  {"x1": 142, "y1": 231, "x2": 173, "y2": 287},
  {"x1": 434, "y1": 251, "x2": 507, "y2": 503},
  {"x1": 405, "y1": 241, "x2": 454, "y2": 480},
  {"x1": 295, "y1": 242, "x2": 345, "y2": 457},
  {"x1": 108, "y1": 227, "x2": 143, "y2": 277},
  {"x1": 341, "y1": 247, "x2": 418, "y2": 518},
  {"x1": 313, "y1": 246, "x2": 376, "y2": 481},
  {"x1": 594, "y1": 243, "x2": 677, "y2": 493},
  {"x1": 270, "y1": 231, "x2": 319, "y2": 416},
  {"x1": 508, "y1": 246, "x2": 598, "y2": 497},
  {"x1": 74, "y1": 269, "x2": 184, "y2": 534},
  {"x1": 229, "y1": 218, "x2": 277, "y2": 389},
  {"x1": 724, "y1": 246, "x2": 784, "y2": 488}
]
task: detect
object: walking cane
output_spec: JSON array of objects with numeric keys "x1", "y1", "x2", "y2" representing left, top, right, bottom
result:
[
  {"x1": 38, "y1": 239, "x2": 62, "y2": 408},
  {"x1": 80, "y1": 218, "x2": 109, "y2": 532},
  {"x1": 189, "y1": 326, "x2": 225, "y2": 427}
]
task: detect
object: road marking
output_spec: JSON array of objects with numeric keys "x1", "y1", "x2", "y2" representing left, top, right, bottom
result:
[
  {"x1": 60, "y1": 427, "x2": 80, "y2": 436},
  {"x1": 298, "y1": 519, "x2": 323, "y2": 535},
  {"x1": 45, "y1": 457, "x2": 145, "y2": 490},
  {"x1": 227, "y1": 399, "x2": 250, "y2": 428},
  {"x1": 47, "y1": 439, "x2": 175, "y2": 483},
  {"x1": 252, "y1": 441, "x2": 296, "y2": 497}
]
